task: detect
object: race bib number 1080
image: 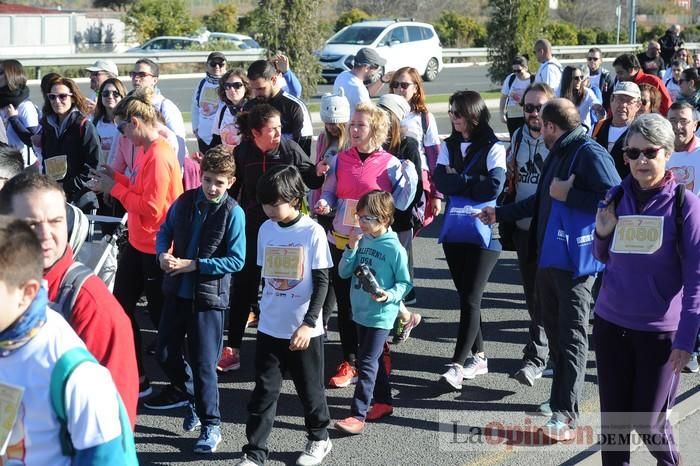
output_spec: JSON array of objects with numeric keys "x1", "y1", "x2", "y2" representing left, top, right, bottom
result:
[{"x1": 610, "y1": 215, "x2": 664, "y2": 255}]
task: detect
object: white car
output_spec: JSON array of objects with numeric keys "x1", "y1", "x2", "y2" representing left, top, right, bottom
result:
[
  {"x1": 205, "y1": 32, "x2": 262, "y2": 50},
  {"x1": 318, "y1": 20, "x2": 443, "y2": 82}
]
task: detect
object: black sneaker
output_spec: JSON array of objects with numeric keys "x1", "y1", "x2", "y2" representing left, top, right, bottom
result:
[
  {"x1": 143, "y1": 385, "x2": 189, "y2": 410},
  {"x1": 512, "y1": 363, "x2": 544, "y2": 387}
]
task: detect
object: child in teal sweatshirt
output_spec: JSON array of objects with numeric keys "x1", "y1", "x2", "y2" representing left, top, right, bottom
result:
[{"x1": 335, "y1": 190, "x2": 412, "y2": 435}]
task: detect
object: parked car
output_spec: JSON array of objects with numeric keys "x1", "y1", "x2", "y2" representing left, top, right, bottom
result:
[
  {"x1": 317, "y1": 19, "x2": 443, "y2": 82},
  {"x1": 126, "y1": 36, "x2": 203, "y2": 53},
  {"x1": 205, "y1": 32, "x2": 262, "y2": 50}
]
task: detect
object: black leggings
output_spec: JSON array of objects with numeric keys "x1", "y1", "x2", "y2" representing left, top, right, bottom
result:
[
  {"x1": 442, "y1": 242, "x2": 500, "y2": 365},
  {"x1": 113, "y1": 242, "x2": 164, "y2": 377},
  {"x1": 227, "y1": 227, "x2": 261, "y2": 349},
  {"x1": 330, "y1": 244, "x2": 357, "y2": 363}
]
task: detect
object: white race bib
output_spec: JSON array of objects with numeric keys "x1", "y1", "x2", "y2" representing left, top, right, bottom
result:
[
  {"x1": 262, "y1": 246, "x2": 304, "y2": 280},
  {"x1": 44, "y1": 155, "x2": 68, "y2": 181},
  {"x1": 611, "y1": 215, "x2": 664, "y2": 255},
  {"x1": 0, "y1": 382, "x2": 24, "y2": 455}
]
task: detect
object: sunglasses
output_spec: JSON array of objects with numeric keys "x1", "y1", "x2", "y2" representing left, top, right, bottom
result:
[
  {"x1": 355, "y1": 214, "x2": 379, "y2": 224},
  {"x1": 623, "y1": 146, "x2": 662, "y2": 160},
  {"x1": 448, "y1": 109, "x2": 463, "y2": 118},
  {"x1": 389, "y1": 81, "x2": 413, "y2": 90},
  {"x1": 209, "y1": 61, "x2": 226, "y2": 67},
  {"x1": 90, "y1": 71, "x2": 107, "y2": 77},
  {"x1": 523, "y1": 103, "x2": 543, "y2": 113},
  {"x1": 129, "y1": 71, "x2": 154, "y2": 79},
  {"x1": 573, "y1": 75, "x2": 584, "y2": 81},
  {"x1": 224, "y1": 82, "x2": 245, "y2": 90},
  {"x1": 48, "y1": 93, "x2": 72, "y2": 101},
  {"x1": 117, "y1": 120, "x2": 129, "y2": 135},
  {"x1": 101, "y1": 90, "x2": 122, "y2": 98},
  {"x1": 587, "y1": 57, "x2": 600, "y2": 61}
]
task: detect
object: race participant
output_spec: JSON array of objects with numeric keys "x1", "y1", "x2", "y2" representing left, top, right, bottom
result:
[
  {"x1": 499, "y1": 56, "x2": 535, "y2": 137},
  {"x1": 192, "y1": 52, "x2": 227, "y2": 154}
]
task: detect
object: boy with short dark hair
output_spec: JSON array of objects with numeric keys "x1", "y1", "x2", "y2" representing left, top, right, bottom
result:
[
  {"x1": 0, "y1": 216, "x2": 137, "y2": 465},
  {"x1": 146, "y1": 145, "x2": 246, "y2": 453}
]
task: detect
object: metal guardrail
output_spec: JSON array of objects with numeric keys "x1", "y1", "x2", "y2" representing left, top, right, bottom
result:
[{"x1": 443, "y1": 43, "x2": 700, "y2": 60}]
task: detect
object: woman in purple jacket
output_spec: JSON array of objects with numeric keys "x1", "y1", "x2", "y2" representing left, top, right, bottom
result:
[{"x1": 594, "y1": 113, "x2": 700, "y2": 465}]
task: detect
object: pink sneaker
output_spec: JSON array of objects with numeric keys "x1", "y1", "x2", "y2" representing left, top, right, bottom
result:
[{"x1": 217, "y1": 347, "x2": 241, "y2": 372}]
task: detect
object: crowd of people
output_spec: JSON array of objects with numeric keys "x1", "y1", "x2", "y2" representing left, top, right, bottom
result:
[{"x1": 1, "y1": 25, "x2": 700, "y2": 465}]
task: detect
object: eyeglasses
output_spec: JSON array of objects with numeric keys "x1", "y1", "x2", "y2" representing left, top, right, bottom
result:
[
  {"x1": 669, "y1": 118, "x2": 694, "y2": 127},
  {"x1": 355, "y1": 214, "x2": 379, "y2": 224},
  {"x1": 623, "y1": 146, "x2": 662, "y2": 160},
  {"x1": 448, "y1": 109, "x2": 463, "y2": 118},
  {"x1": 101, "y1": 90, "x2": 122, "y2": 98},
  {"x1": 390, "y1": 81, "x2": 414, "y2": 90},
  {"x1": 129, "y1": 71, "x2": 154, "y2": 79},
  {"x1": 224, "y1": 82, "x2": 245, "y2": 90},
  {"x1": 587, "y1": 57, "x2": 600, "y2": 61},
  {"x1": 208, "y1": 61, "x2": 226, "y2": 68},
  {"x1": 573, "y1": 75, "x2": 584, "y2": 81},
  {"x1": 117, "y1": 120, "x2": 130, "y2": 135},
  {"x1": 48, "y1": 93, "x2": 72, "y2": 101},
  {"x1": 523, "y1": 103, "x2": 543, "y2": 113}
]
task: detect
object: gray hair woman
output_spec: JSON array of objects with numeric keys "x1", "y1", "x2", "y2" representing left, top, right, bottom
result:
[{"x1": 593, "y1": 113, "x2": 700, "y2": 465}]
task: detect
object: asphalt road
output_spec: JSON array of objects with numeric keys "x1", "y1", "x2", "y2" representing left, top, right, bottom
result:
[{"x1": 133, "y1": 217, "x2": 700, "y2": 466}]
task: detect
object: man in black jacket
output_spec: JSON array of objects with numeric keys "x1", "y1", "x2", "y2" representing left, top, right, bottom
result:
[
  {"x1": 478, "y1": 99, "x2": 620, "y2": 442},
  {"x1": 659, "y1": 25, "x2": 684, "y2": 66}
]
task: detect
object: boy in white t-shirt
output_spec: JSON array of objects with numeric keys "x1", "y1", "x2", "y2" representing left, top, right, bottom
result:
[
  {"x1": 0, "y1": 217, "x2": 136, "y2": 466},
  {"x1": 236, "y1": 164, "x2": 333, "y2": 466}
]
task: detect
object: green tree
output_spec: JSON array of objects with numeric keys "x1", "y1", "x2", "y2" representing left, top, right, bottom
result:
[
  {"x1": 124, "y1": 0, "x2": 200, "y2": 43},
  {"x1": 434, "y1": 10, "x2": 487, "y2": 48},
  {"x1": 486, "y1": 0, "x2": 548, "y2": 84},
  {"x1": 93, "y1": 0, "x2": 134, "y2": 10},
  {"x1": 577, "y1": 28, "x2": 597, "y2": 45},
  {"x1": 335, "y1": 8, "x2": 371, "y2": 32},
  {"x1": 542, "y1": 21, "x2": 578, "y2": 46},
  {"x1": 240, "y1": 0, "x2": 324, "y2": 98},
  {"x1": 202, "y1": 3, "x2": 238, "y2": 33}
]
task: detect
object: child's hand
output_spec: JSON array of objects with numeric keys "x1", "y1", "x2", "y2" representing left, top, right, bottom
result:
[
  {"x1": 316, "y1": 160, "x2": 330, "y2": 176},
  {"x1": 314, "y1": 199, "x2": 330, "y2": 215},
  {"x1": 168, "y1": 258, "x2": 197, "y2": 276},
  {"x1": 348, "y1": 228, "x2": 362, "y2": 249},
  {"x1": 159, "y1": 252, "x2": 176, "y2": 272},
  {"x1": 372, "y1": 289, "x2": 388, "y2": 303},
  {"x1": 290, "y1": 324, "x2": 312, "y2": 351}
]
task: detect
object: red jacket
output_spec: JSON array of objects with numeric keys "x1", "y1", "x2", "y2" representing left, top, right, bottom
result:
[
  {"x1": 632, "y1": 70, "x2": 672, "y2": 115},
  {"x1": 45, "y1": 248, "x2": 138, "y2": 428}
]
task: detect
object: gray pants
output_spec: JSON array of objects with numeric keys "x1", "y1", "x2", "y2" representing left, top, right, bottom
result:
[
  {"x1": 536, "y1": 267, "x2": 594, "y2": 426},
  {"x1": 514, "y1": 228, "x2": 549, "y2": 368}
]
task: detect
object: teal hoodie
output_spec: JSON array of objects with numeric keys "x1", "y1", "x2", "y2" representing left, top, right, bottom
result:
[{"x1": 338, "y1": 229, "x2": 412, "y2": 329}]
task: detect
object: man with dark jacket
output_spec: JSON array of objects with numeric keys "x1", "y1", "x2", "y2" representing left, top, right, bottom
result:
[
  {"x1": 586, "y1": 48, "x2": 615, "y2": 110},
  {"x1": 478, "y1": 99, "x2": 620, "y2": 442},
  {"x1": 659, "y1": 25, "x2": 684, "y2": 66}
]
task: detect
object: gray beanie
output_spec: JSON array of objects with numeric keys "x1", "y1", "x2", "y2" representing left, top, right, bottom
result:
[
  {"x1": 378, "y1": 93, "x2": 410, "y2": 121},
  {"x1": 320, "y1": 90, "x2": 350, "y2": 124}
]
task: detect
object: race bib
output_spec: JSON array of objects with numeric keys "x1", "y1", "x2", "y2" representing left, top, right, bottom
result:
[
  {"x1": 262, "y1": 246, "x2": 304, "y2": 280},
  {"x1": 44, "y1": 155, "x2": 68, "y2": 181},
  {"x1": 342, "y1": 199, "x2": 360, "y2": 227},
  {"x1": 0, "y1": 383, "x2": 24, "y2": 456},
  {"x1": 611, "y1": 215, "x2": 664, "y2": 255}
]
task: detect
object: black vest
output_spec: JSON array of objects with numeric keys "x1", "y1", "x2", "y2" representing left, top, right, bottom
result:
[{"x1": 162, "y1": 189, "x2": 238, "y2": 309}]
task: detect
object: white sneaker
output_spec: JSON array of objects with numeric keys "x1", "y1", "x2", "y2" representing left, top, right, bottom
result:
[
  {"x1": 296, "y1": 437, "x2": 332, "y2": 466},
  {"x1": 462, "y1": 354, "x2": 488, "y2": 380},
  {"x1": 440, "y1": 363, "x2": 463, "y2": 390}
]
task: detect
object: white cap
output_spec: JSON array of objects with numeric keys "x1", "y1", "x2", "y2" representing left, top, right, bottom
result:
[{"x1": 85, "y1": 60, "x2": 118, "y2": 77}]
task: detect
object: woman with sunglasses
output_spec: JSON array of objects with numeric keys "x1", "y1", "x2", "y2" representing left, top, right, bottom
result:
[
  {"x1": 390, "y1": 67, "x2": 443, "y2": 233},
  {"x1": 560, "y1": 65, "x2": 601, "y2": 134},
  {"x1": 92, "y1": 78, "x2": 127, "y2": 165},
  {"x1": 89, "y1": 87, "x2": 183, "y2": 399},
  {"x1": 638, "y1": 83, "x2": 661, "y2": 115},
  {"x1": 314, "y1": 101, "x2": 416, "y2": 388},
  {"x1": 0, "y1": 59, "x2": 40, "y2": 168},
  {"x1": 593, "y1": 113, "x2": 700, "y2": 465},
  {"x1": 40, "y1": 76, "x2": 101, "y2": 212},
  {"x1": 212, "y1": 68, "x2": 249, "y2": 149},
  {"x1": 433, "y1": 90, "x2": 506, "y2": 390}
]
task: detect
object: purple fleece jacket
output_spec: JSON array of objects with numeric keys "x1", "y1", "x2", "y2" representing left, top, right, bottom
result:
[{"x1": 593, "y1": 174, "x2": 700, "y2": 352}]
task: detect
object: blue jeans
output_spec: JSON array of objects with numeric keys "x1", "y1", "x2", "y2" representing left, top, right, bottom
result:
[{"x1": 351, "y1": 324, "x2": 391, "y2": 420}]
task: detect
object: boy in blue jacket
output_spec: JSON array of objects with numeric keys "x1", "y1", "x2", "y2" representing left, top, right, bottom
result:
[
  {"x1": 334, "y1": 190, "x2": 411, "y2": 435},
  {"x1": 147, "y1": 145, "x2": 246, "y2": 453}
]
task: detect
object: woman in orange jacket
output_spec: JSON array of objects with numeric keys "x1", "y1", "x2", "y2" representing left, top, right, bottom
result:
[{"x1": 90, "y1": 87, "x2": 183, "y2": 399}]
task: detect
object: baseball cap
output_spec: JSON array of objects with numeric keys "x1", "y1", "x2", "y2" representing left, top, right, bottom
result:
[
  {"x1": 379, "y1": 93, "x2": 410, "y2": 122},
  {"x1": 207, "y1": 52, "x2": 226, "y2": 63},
  {"x1": 612, "y1": 81, "x2": 641, "y2": 99},
  {"x1": 354, "y1": 48, "x2": 386, "y2": 68},
  {"x1": 85, "y1": 60, "x2": 118, "y2": 77}
]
